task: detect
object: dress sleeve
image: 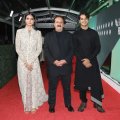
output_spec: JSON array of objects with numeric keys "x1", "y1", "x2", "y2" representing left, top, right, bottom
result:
[
  {"x1": 15, "y1": 30, "x2": 26, "y2": 63},
  {"x1": 29, "y1": 30, "x2": 42, "y2": 64},
  {"x1": 88, "y1": 31, "x2": 101, "y2": 60}
]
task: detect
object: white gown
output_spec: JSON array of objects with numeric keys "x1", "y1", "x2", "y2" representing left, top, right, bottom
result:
[{"x1": 15, "y1": 27, "x2": 48, "y2": 112}]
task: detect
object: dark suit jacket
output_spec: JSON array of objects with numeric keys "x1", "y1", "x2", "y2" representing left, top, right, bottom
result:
[
  {"x1": 73, "y1": 28, "x2": 103, "y2": 94},
  {"x1": 44, "y1": 31, "x2": 73, "y2": 76}
]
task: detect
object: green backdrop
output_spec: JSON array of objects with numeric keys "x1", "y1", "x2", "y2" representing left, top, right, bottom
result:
[
  {"x1": 0, "y1": 45, "x2": 17, "y2": 88},
  {"x1": 89, "y1": 1, "x2": 120, "y2": 82},
  {"x1": 110, "y1": 38, "x2": 120, "y2": 82}
]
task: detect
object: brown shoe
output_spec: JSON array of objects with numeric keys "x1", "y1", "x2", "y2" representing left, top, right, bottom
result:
[
  {"x1": 49, "y1": 105, "x2": 55, "y2": 113},
  {"x1": 65, "y1": 105, "x2": 74, "y2": 112},
  {"x1": 78, "y1": 102, "x2": 87, "y2": 112},
  {"x1": 94, "y1": 103, "x2": 105, "y2": 113}
]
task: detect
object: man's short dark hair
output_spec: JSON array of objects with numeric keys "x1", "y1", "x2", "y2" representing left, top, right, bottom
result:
[
  {"x1": 53, "y1": 15, "x2": 65, "y2": 24},
  {"x1": 79, "y1": 11, "x2": 90, "y2": 19}
]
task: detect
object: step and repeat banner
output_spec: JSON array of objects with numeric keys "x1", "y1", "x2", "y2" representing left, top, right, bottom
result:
[{"x1": 89, "y1": 1, "x2": 120, "y2": 82}]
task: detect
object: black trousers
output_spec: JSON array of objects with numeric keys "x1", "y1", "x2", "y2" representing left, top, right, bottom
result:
[
  {"x1": 79, "y1": 90, "x2": 88, "y2": 103},
  {"x1": 48, "y1": 74, "x2": 71, "y2": 106},
  {"x1": 79, "y1": 89, "x2": 102, "y2": 103}
]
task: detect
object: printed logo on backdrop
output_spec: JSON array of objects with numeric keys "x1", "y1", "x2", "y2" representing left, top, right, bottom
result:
[
  {"x1": 97, "y1": 18, "x2": 120, "y2": 37},
  {"x1": 97, "y1": 21, "x2": 113, "y2": 36},
  {"x1": 95, "y1": 2, "x2": 120, "y2": 66},
  {"x1": 115, "y1": 18, "x2": 120, "y2": 35}
]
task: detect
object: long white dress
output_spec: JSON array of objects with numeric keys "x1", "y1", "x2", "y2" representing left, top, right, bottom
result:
[{"x1": 15, "y1": 27, "x2": 48, "y2": 112}]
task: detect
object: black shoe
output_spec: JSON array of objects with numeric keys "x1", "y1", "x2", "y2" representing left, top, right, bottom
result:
[
  {"x1": 78, "y1": 102, "x2": 87, "y2": 112},
  {"x1": 49, "y1": 105, "x2": 55, "y2": 113},
  {"x1": 94, "y1": 103, "x2": 105, "y2": 113},
  {"x1": 65, "y1": 105, "x2": 74, "y2": 112}
]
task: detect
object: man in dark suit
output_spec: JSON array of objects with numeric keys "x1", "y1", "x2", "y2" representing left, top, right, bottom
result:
[
  {"x1": 73, "y1": 11, "x2": 105, "y2": 113},
  {"x1": 44, "y1": 16, "x2": 74, "y2": 113}
]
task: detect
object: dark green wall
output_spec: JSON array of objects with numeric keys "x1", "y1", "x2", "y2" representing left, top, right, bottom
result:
[{"x1": 0, "y1": 45, "x2": 17, "y2": 88}]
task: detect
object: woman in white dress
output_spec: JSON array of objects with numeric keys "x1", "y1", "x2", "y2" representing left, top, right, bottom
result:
[{"x1": 15, "y1": 13, "x2": 48, "y2": 113}]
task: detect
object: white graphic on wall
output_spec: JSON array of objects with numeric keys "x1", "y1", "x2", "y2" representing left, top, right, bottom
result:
[
  {"x1": 115, "y1": 18, "x2": 120, "y2": 35},
  {"x1": 97, "y1": 18, "x2": 120, "y2": 36}
]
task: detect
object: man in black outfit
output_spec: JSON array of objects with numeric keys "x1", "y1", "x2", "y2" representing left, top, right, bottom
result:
[
  {"x1": 73, "y1": 11, "x2": 105, "y2": 113},
  {"x1": 44, "y1": 16, "x2": 74, "y2": 113}
]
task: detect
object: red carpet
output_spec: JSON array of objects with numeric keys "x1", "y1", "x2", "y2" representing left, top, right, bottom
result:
[{"x1": 0, "y1": 63, "x2": 120, "y2": 120}]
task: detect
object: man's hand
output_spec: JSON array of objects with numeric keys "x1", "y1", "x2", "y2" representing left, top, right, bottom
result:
[
  {"x1": 53, "y1": 60, "x2": 67, "y2": 67},
  {"x1": 81, "y1": 58, "x2": 92, "y2": 68},
  {"x1": 59, "y1": 60, "x2": 67, "y2": 66},
  {"x1": 53, "y1": 60, "x2": 61, "y2": 66}
]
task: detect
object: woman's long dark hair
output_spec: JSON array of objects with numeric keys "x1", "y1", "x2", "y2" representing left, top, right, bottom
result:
[{"x1": 19, "y1": 12, "x2": 37, "y2": 29}]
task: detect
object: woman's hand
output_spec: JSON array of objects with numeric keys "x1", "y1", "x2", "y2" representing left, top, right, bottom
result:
[{"x1": 24, "y1": 62, "x2": 33, "y2": 71}]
